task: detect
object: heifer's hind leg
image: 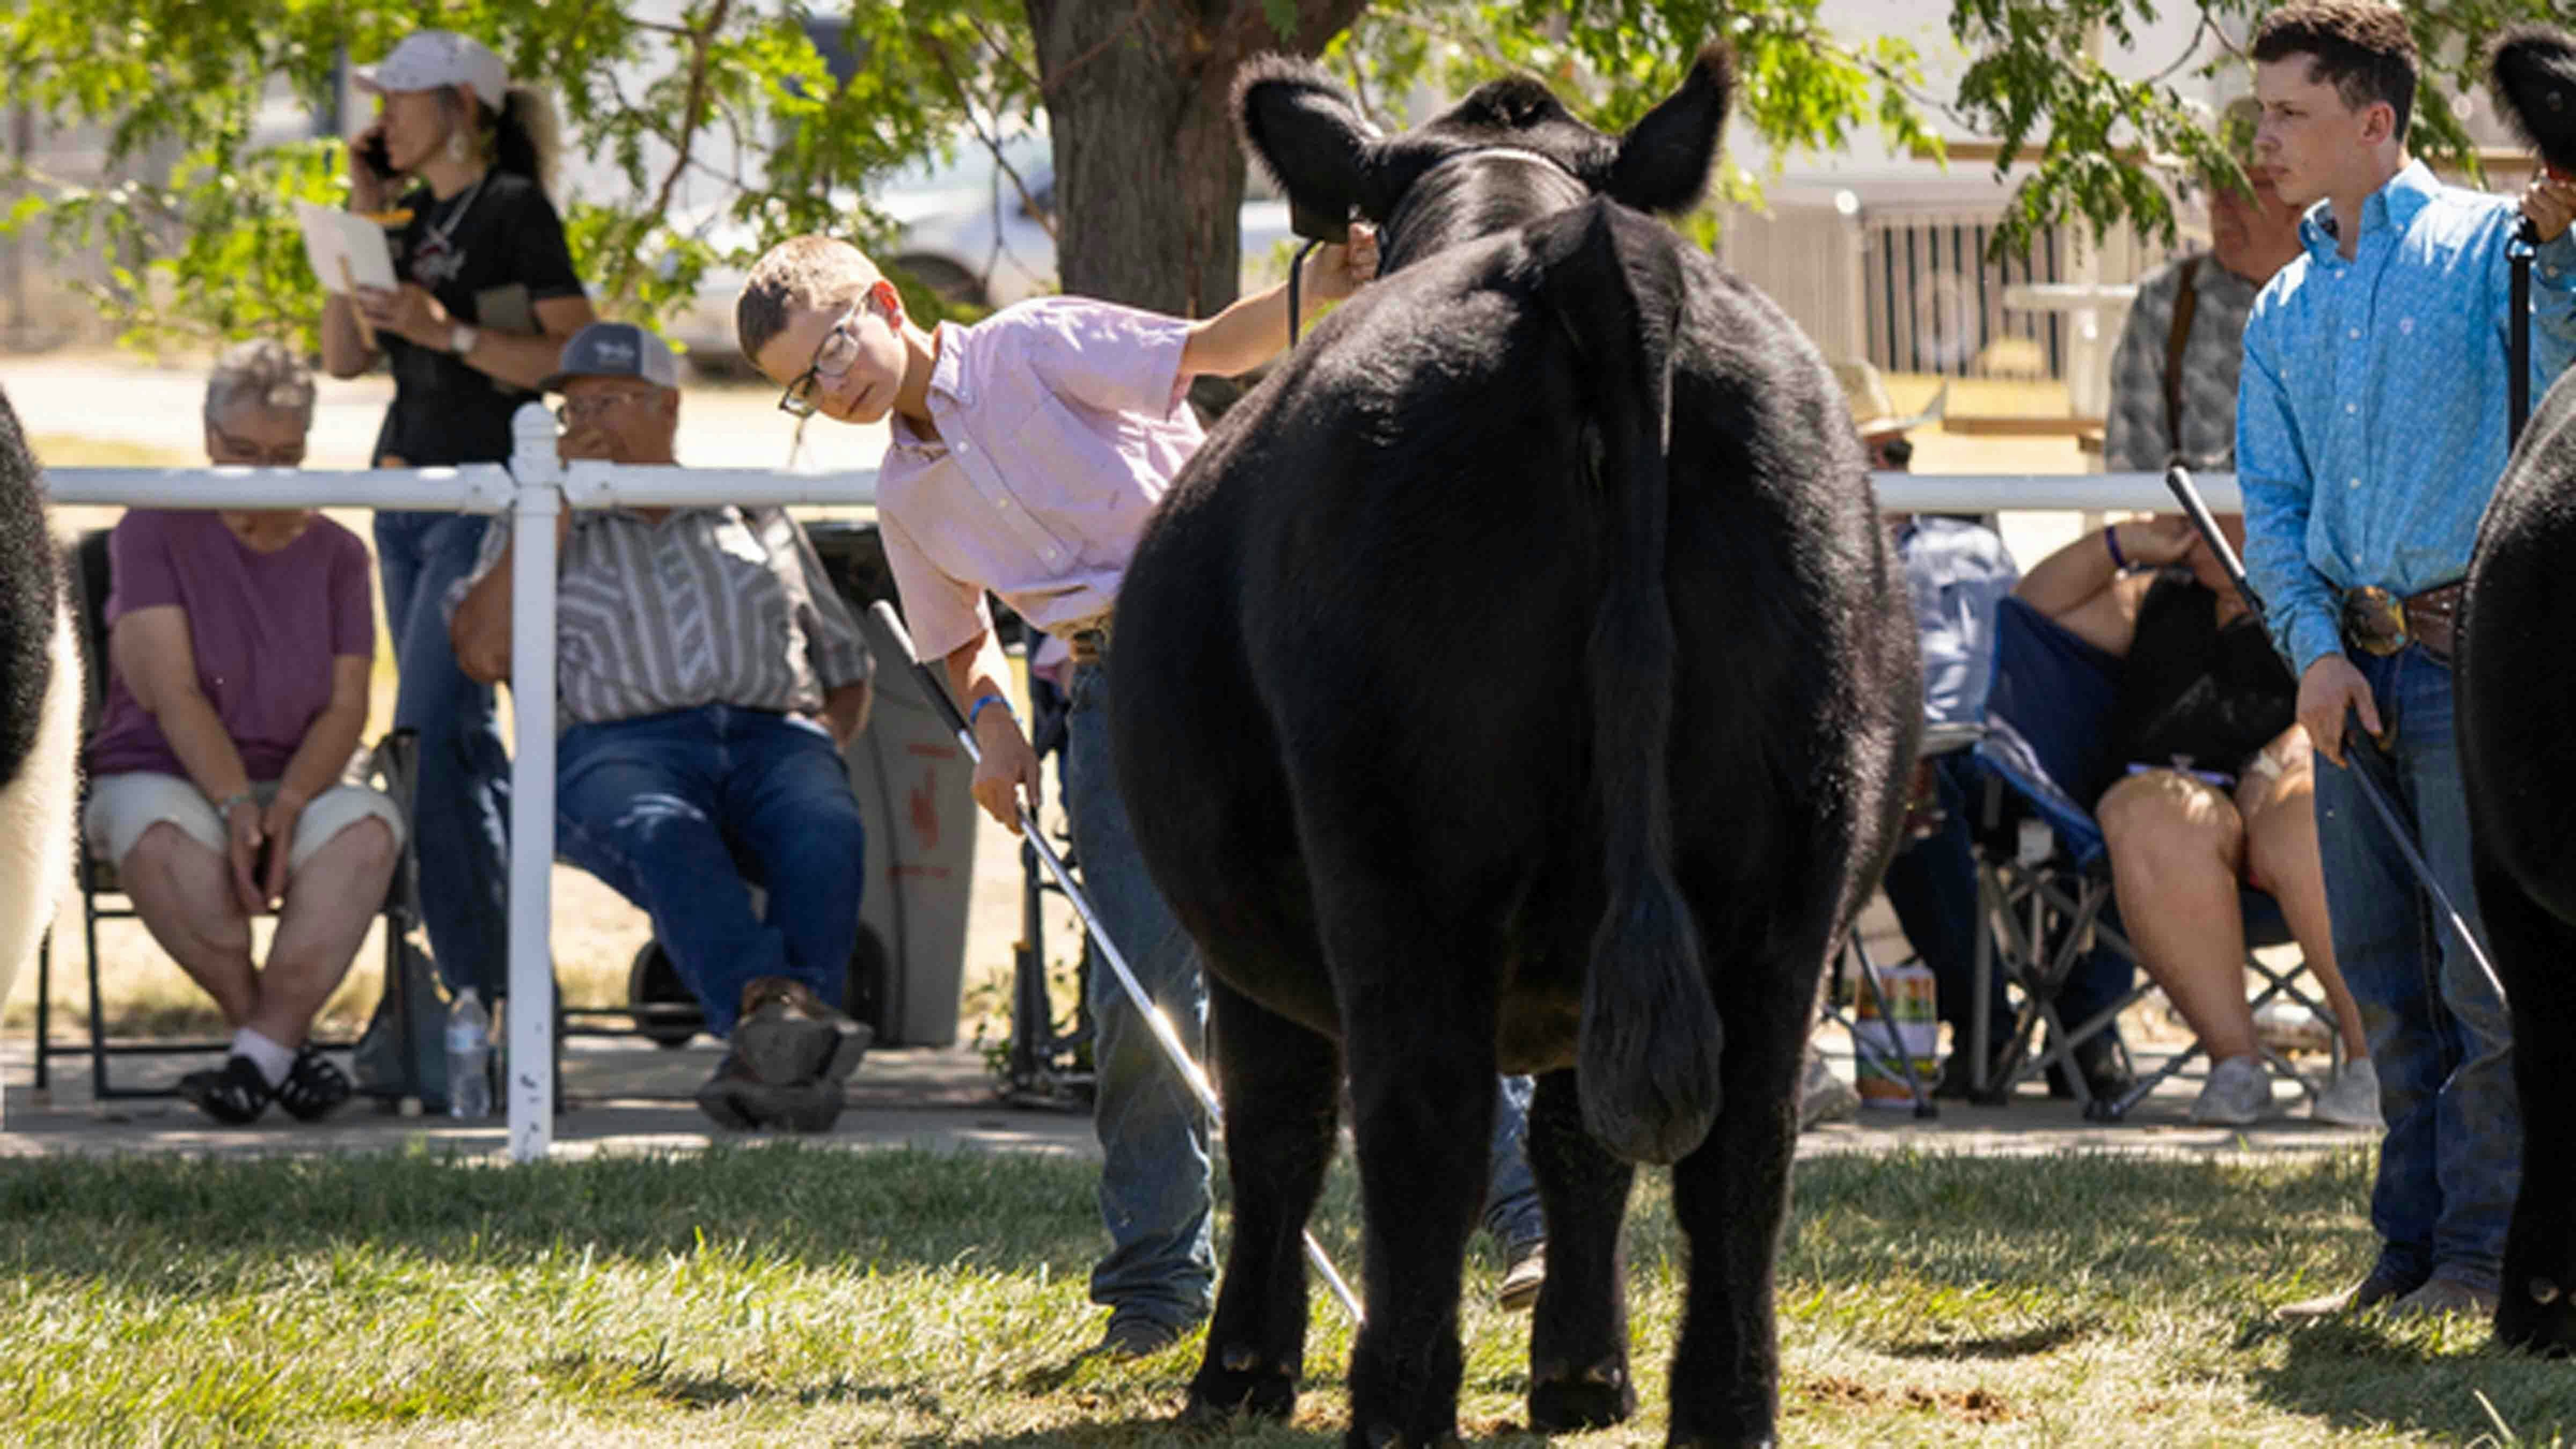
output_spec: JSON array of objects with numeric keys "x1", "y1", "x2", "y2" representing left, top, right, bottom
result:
[
  {"x1": 1331, "y1": 940, "x2": 1495, "y2": 1447},
  {"x1": 1525, "y1": 1066, "x2": 1638, "y2": 1431},
  {"x1": 2475, "y1": 839, "x2": 2576, "y2": 1354},
  {"x1": 1185, "y1": 976, "x2": 1343, "y2": 1422},
  {"x1": 1663, "y1": 964, "x2": 1810, "y2": 1448}
]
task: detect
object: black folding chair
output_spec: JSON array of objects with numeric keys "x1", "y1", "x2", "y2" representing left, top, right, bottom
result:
[{"x1": 1965, "y1": 595, "x2": 2343, "y2": 1119}]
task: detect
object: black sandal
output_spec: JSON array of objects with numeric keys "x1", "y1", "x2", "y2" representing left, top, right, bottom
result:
[
  {"x1": 274, "y1": 1046, "x2": 352, "y2": 1122},
  {"x1": 178, "y1": 1055, "x2": 274, "y2": 1125}
]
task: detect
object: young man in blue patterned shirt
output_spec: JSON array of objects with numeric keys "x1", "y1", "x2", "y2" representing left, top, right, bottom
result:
[{"x1": 2238, "y1": 1, "x2": 2576, "y2": 1320}]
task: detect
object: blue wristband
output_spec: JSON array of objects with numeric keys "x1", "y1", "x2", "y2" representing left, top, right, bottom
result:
[
  {"x1": 2103, "y1": 524, "x2": 2128, "y2": 571},
  {"x1": 967, "y1": 693, "x2": 1014, "y2": 730}
]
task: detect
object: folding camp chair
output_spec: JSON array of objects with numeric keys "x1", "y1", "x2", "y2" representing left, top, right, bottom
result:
[
  {"x1": 1966, "y1": 594, "x2": 2342, "y2": 1121},
  {"x1": 30, "y1": 528, "x2": 427, "y2": 1108}
]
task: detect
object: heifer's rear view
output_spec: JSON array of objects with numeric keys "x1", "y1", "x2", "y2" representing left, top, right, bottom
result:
[{"x1": 1109, "y1": 42, "x2": 1918, "y2": 1447}]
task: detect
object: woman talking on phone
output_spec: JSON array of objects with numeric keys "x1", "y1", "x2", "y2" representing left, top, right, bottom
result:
[{"x1": 321, "y1": 30, "x2": 594, "y2": 1009}]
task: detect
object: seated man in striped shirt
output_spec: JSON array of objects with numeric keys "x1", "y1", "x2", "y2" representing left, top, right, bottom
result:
[{"x1": 445, "y1": 322, "x2": 876, "y2": 1131}]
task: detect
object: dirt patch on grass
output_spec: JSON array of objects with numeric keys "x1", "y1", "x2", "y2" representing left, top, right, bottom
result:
[
  {"x1": 1903, "y1": 1385, "x2": 2019, "y2": 1423},
  {"x1": 1790, "y1": 1375, "x2": 2019, "y2": 1425}
]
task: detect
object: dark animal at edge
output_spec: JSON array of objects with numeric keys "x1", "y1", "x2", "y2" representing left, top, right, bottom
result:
[
  {"x1": 1106, "y1": 41, "x2": 1920, "y2": 1447},
  {"x1": 2457, "y1": 19, "x2": 2576, "y2": 1358},
  {"x1": 0, "y1": 382, "x2": 79, "y2": 1017}
]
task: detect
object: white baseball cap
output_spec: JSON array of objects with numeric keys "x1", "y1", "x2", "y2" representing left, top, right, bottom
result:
[{"x1": 355, "y1": 31, "x2": 508, "y2": 104}]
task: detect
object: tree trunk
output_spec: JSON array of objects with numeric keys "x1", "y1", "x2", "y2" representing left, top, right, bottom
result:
[{"x1": 1024, "y1": 0, "x2": 1366, "y2": 323}]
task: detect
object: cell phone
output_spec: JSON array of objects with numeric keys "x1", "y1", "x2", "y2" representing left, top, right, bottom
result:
[{"x1": 357, "y1": 132, "x2": 399, "y2": 182}]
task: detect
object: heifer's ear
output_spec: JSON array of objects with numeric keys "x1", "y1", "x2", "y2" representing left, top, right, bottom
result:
[
  {"x1": 1236, "y1": 54, "x2": 1379, "y2": 240},
  {"x1": 1607, "y1": 43, "x2": 1734, "y2": 215}
]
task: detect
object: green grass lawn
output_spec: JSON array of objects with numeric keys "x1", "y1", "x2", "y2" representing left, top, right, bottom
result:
[{"x1": 3, "y1": 1145, "x2": 2570, "y2": 1446}]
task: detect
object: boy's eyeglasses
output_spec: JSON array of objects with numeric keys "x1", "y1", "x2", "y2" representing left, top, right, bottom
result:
[
  {"x1": 206, "y1": 423, "x2": 307, "y2": 468},
  {"x1": 778, "y1": 307, "x2": 863, "y2": 418}
]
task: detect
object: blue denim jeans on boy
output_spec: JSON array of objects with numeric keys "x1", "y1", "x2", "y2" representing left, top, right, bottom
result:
[
  {"x1": 2314, "y1": 646, "x2": 2520, "y2": 1293},
  {"x1": 554, "y1": 704, "x2": 865, "y2": 1038},
  {"x1": 1063, "y1": 660, "x2": 1216, "y2": 1329},
  {"x1": 376, "y1": 511, "x2": 512, "y2": 1001}
]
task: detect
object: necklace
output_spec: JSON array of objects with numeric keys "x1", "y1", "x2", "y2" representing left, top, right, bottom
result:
[{"x1": 421, "y1": 170, "x2": 488, "y2": 254}]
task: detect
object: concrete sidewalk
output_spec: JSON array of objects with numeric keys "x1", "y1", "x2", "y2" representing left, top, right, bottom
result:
[{"x1": 0, "y1": 1030, "x2": 2374, "y2": 1163}]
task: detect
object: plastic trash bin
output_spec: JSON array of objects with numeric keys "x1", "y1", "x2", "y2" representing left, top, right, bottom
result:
[{"x1": 809, "y1": 521, "x2": 980, "y2": 1048}]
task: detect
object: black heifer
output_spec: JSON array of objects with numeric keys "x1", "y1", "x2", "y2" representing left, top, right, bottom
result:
[
  {"x1": 0, "y1": 383, "x2": 78, "y2": 1012},
  {"x1": 2461, "y1": 365, "x2": 2576, "y2": 1356},
  {"x1": 1107, "y1": 43, "x2": 1919, "y2": 1447}
]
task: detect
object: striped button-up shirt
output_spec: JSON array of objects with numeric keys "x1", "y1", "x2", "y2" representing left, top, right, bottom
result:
[
  {"x1": 2238, "y1": 160, "x2": 2576, "y2": 677},
  {"x1": 2103, "y1": 252, "x2": 2260, "y2": 473},
  {"x1": 448, "y1": 503, "x2": 872, "y2": 727},
  {"x1": 875, "y1": 296, "x2": 1202, "y2": 662}
]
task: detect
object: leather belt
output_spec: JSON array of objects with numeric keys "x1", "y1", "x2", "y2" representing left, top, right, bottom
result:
[
  {"x1": 2342, "y1": 582, "x2": 2462, "y2": 662},
  {"x1": 1060, "y1": 609, "x2": 1114, "y2": 667}
]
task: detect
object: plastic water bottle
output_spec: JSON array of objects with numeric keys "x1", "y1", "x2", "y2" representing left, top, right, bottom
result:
[
  {"x1": 445, "y1": 988, "x2": 493, "y2": 1119},
  {"x1": 1853, "y1": 959, "x2": 1938, "y2": 1108}
]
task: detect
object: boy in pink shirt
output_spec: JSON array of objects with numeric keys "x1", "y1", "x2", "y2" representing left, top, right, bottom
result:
[{"x1": 736, "y1": 234, "x2": 1400, "y2": 1353}]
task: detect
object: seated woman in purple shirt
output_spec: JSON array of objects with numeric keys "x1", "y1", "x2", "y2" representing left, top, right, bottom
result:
[{"x1": 81, "y1": 341, "x2": 404, "y2": 1125}]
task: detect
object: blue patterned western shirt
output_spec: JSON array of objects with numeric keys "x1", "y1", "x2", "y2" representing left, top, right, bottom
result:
[{"x1": 2237, "y1": 159, "x2": 2576, "y2": 677}]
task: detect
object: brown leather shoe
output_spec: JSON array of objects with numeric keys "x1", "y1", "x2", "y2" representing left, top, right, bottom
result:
[
  {"x1": 733, "y1": 976, "x2": 870, "y2": 1091},
  {"x1": 1497, "y1": 1241, "x2": 1547, "y2": 1313},
  {"x1": 2275, "y1": 1270, "x2": 2423, "y2": 1320},
  {"x1": 694, "y1": 1048, "x2": 854, "y2": 1133},
  {"x1": 2389, "y1": 1276, "x2": 2499, "y2": 1319}
]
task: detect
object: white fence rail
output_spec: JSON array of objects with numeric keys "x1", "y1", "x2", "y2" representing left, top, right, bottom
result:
[{"x1": 42, "y1": 398, "x2": 2233, "y2": 1159}]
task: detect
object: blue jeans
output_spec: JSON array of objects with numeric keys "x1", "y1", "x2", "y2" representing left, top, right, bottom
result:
[
  {"x1": 1065, "y1": 661, "x2": 1216, "y2": 1327},
  {"x1": 376, "y1": 511, "x2": 512, "y2": 1000},
  {"x1": 2315, "y1": 647, "x2": 2520, "y2": 1292},
  {"x1": 555, "y1": 705, "x2": 865, "y2": 1038},
  {"x1": 1483, "y1": 1075, "x2": 1545, "y2": 1249}
]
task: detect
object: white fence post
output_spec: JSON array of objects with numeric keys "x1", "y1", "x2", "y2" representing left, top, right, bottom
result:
[{"x1": 504, "y1": 402, "x2": 561, "y2": 1162}]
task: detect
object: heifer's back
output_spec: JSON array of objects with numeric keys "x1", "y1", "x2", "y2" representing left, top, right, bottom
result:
[{"x1": 0, "y1": 384, "x2": 78, "y2": 1029}]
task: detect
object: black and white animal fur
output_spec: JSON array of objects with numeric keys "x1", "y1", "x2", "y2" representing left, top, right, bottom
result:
[{"x1": 0, "y1": 383, "x2": 79, "y2": 1064}]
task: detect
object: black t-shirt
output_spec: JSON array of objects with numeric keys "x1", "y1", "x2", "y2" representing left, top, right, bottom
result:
[
  {"x1": 372, "y1": 171, "x2": 586, "y2": 468},
  {"x1": 2111, "y1": 569, "x2": 2295, "y2": 780}
]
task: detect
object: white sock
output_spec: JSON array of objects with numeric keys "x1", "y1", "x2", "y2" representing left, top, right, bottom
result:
[{"x1": 232, "y1": 1028, "x2": 296, "y2": 1088}]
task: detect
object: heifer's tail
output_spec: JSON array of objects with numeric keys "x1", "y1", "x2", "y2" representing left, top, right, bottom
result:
[{"x1": 1533, "y1": 201, "x2": 1723, "y2": 1165}]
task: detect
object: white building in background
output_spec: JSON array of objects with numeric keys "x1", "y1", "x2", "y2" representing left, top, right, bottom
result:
[
  {"x1": 1716, "y1": 2, "x2": 2233, "y2": 412},
  {"x1": 1719, "y1": 1, "x2": 2537, "y2": 414}
]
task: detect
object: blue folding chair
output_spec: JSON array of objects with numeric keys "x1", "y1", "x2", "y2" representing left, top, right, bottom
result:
[{"x1": 1966, "y1": 595, "x2": 2336, "y2": 1120}]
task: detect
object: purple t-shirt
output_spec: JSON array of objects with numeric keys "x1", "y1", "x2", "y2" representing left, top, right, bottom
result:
[{"x1": 86, "y1": 510, "x2": 375, "y2": 781}]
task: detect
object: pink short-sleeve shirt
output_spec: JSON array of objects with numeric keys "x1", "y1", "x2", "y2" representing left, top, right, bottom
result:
[{"x1": 874, "y1": 296, "x2": 1204, "y2": 661}]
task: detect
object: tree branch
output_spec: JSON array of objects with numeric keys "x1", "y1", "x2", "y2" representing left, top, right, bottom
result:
[
  {"x1": 618, "y1": 0, "x2": 731, "y2": 306},
  {"x1": 924, "y1": 30, "x2": 1055, "y2": 242}
]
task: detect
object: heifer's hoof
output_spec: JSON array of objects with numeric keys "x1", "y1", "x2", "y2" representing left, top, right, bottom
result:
[
  {"x1": 2495, "y1": 1279, "x2": 2576, "y2": 1357},
  {"x1": 1529, "y1": 1357, "x2": 1636, "y2": 1431},
  {"x1": 1182, "y1": 1351, "x2": 1299, "y2": 1424},
  {"x1": 1666, "y1": 1437, "x2": 1777, "y2": 1448}
]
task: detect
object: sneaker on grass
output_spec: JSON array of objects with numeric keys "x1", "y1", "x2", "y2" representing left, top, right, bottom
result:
[
  {"x1": 2309, "y1": 1056, "x2": 2382, "y2": 1130},
  {"x1": 2188, "y1": 1054, "x2": 2273, "y2": 1126}
]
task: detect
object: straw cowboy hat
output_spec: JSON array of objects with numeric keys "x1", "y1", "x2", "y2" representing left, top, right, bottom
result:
[{"x1": 1832, "y1": 358, "x2": 1948, "y2": 442}]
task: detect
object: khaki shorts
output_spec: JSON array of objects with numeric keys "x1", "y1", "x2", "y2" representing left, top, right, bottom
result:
[{"x1": 83, "y1": 773, "x2": 405, "y2": 880}]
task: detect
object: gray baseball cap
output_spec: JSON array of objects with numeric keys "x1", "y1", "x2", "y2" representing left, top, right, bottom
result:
[{"x1": 540, "y1": 322, "x2": 680, "y2": 394}]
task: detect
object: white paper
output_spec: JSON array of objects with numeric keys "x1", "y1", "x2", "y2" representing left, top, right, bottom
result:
[{"x1": 296, "y1": 202, "x2": 398, "y2": 293}]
